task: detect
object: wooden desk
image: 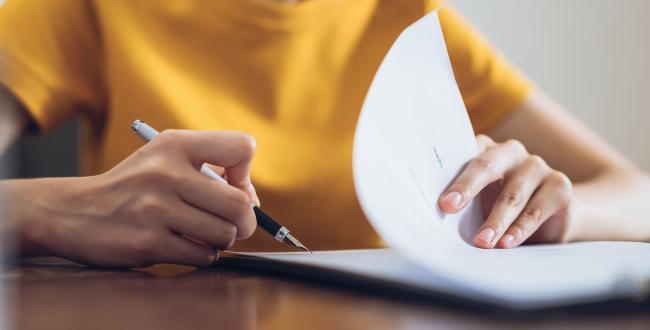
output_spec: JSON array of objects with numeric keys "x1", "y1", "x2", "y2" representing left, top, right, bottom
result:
[{"x1": 4, "y1": 259, "x2": 649, "y2": 330}]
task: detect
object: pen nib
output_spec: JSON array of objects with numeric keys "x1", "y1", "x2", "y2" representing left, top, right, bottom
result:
[{"x1": 284, "y1": 234, "x2": 312, "y2": 254}]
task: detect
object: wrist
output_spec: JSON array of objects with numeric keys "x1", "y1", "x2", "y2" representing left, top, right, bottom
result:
[
  {"x1": 562, "y1": 197, "x2": 586, "y2": 243},
  {"x1": 1, "y1": 177, "x2": 89, "y2": 258},
  {"x1": 1, "y1": 179, "x2": 47, "y2": 257}
]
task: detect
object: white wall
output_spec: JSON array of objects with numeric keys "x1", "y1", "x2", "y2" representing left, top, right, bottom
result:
[{"x1": 452, "y1": 0, "x2": 650, "y2": 171}]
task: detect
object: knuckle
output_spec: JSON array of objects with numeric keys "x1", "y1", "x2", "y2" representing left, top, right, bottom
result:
[
  {"x1": 142, "y1": 162, "x2": 176, "y2": 184},
  {"x1": 216, "y1": 224, "x2": 237, "y2": 250},
  {"x1": 227, "y1": 189, "x2": 252, "y2": 221},
  {"x1": 235, "y1": 133, "x2": 256, "y2": 157},
  {"x1": 472, "y1": 156, "x2": 494, "y2": 171},
  {"x1": 130, "y1": 195, "x2": 166, "y2": 219},
  {"x1": 498, "y1": 189, "x2": 522, "y2": 207},
  {"x1": 471, "y1": 155, "x2": 501, "y2": 181},
  {"x1": 527, "y1": 155, "x2": 548, "y2": 170},
  {"x1": 130, "y1": 231, "x2": 161, "y2": 257},
  {"x1": 549, "y1": 171, "x2": 572, "y2": 188},
  {"x1": 521, "y1": 206, "x2": 543, "y2": 225},
  {"x1": 476, "y1": 134, "x2": 494, "y2": 144},
  {"x1": 505, "y1": 139, "x2": 527, "y2": 155},
  {"x1": 549, "y1": 171, "x2": 573, "y2": 206}
]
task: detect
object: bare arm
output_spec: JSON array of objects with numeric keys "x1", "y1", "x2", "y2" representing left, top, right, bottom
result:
[
  {"x1": 490, "y1": 90, "x2": 650, "y2": 242},
  {"x1": 439, "y1": 89, "x2": 650, "y2": 248},
  {"x1": 0, "y1": 85, "x2": 260, "y2": 267}
]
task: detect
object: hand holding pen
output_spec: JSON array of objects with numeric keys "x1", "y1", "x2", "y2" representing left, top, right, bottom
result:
[
  {"x1": 2, "y1": 121, "x2": 309, "y2": 268},
  {"x1": 3, "y1": 128, "x2": 265, "y2": 268},
  {"x1": 131, "y1": 120, "x2": 310, "y2": 253}
]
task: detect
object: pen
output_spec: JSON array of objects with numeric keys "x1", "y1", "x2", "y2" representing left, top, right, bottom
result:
[{"x1": 130, "y1": 120, "x2": 311, "y2": 253}]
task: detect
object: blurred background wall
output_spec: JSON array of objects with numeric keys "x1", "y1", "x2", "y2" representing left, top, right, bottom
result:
[
  {"x1": 0, "y1": 0, "x2": 80, "y2": 179},
  {"x1": 1, "y1": 0, "x2": 649, "y2": 179},
  {"x1": 452, "y1": 0, "x2": 650, "y2": 170}
]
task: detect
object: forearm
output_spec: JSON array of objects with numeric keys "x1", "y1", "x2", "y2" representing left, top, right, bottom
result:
[
  {"x1": 569, "y1": 169, "x2": 650, "y2": 242},
  {"x1": 0, "y1": 177, "x2": 78, "y2": 258}
]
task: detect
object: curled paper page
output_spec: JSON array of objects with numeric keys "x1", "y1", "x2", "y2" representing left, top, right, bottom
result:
[
  {"x1": 352, "y1": 10, "x2": 650, "y2": 307},
  {"x1": 227, "y1": 10, "x2": 650, "y2": 310},
  {"x1": 353, "y1": 6, "x2": 483, "y2": 257}
]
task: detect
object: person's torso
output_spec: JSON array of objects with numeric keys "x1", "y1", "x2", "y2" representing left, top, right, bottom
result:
[{"x1": 83, "y1": 0, "x2": 442, "y2": 251}]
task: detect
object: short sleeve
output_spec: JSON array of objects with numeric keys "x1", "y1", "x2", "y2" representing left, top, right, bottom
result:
[
  {"x1": 437, "y1": 5, "x2": 532, "y2": 134},
  {"x1": 0, "y1": 0, "x2": 104, "y2": 132}
]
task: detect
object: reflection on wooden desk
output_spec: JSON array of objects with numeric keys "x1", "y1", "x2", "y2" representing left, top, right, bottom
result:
[{"x1": 3, "y1": 259, "x2": 650, "y2": 330}]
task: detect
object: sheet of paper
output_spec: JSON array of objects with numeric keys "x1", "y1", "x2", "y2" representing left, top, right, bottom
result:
[
  {"x1": 350, "y1": 10, "x2": 650, "y2": 307},
  {"x1": 236, "y1": 10, "x2": 650, "y2": 309},
  {"x1": 245, "y1": 245, "x2": 650, "y2": 308}
]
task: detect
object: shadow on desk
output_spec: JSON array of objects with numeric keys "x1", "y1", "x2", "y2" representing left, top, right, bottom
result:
[{"x1": 3, "y1": 258, "x2": 649, "y2": 330}]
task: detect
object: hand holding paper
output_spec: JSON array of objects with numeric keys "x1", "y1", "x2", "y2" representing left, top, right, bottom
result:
[
  {"x1": 352, "y1": 8, "x2": 650, "y2": 308},
  {"x1": 439, "y1": 134, "x2": 574, "y2": 249}
]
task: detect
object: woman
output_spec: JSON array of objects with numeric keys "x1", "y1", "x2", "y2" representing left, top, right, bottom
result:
[{"x1": 0, "y1": 0, "x2": 648, "y2": 267}]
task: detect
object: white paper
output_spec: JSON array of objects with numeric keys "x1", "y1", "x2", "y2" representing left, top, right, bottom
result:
[
  {"x1": 240, "y1": 10, "x2": 650, "y2": 309},
  {"x1": 247, "y1": 244, "x2": 650, "y2": 308},
  {"x1": 351, "y1": 10, "x2": 650, "y2": 308}
]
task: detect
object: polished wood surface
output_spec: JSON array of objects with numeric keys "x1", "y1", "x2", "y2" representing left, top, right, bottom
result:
[{"x1": 4, "y1": 258, "x2": 650, "y2": 330}]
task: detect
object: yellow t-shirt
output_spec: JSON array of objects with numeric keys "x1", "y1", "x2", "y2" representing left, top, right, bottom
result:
[{"x1": 0, "y1": 0, "x2": 530, "y2": 251}]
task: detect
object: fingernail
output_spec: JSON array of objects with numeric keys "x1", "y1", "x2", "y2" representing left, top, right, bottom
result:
[
  {"x1": 442, "y1": 191, "x2": 463, "y2": 209},
  {"x1": 500, "y1": 234, "x2": 515, "y2": 248},
  {"x1": 248, "y1": 184, "x2": 260, "y2": 206},
  {"x1": 476, "y1": 228, "x2": 496, "y2": 245}
]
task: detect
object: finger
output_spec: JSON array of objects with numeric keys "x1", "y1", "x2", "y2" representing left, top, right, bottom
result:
[
  {"x1": 157, "y1": 129, "x2": 257, "y2": 196},
  {"x1": 479, "y1": 181, "x2": 502, "y2": 217},
  {"x1": 248, "y1": 183, "x2": 260, "y2": 207},
  {"x1": 164, "y1": 201, "x2": 238, "y2": 250},
  {"x1": 475, "y1": 134, "x2": 495, "y2": 153},
  {"x1": 176, "y1": 169, "x2": 257, "y2": 239},
  {"x1": 439, "y1": 140, "x2": 528, "y2": 213},
  {"x1": 201, "y1": 162, "x2": 260, "y2": 206},
  {"x1": 204, "y1": 163, "x2": 226, "y2": 177},
  {"x1": 188, "y1": 130, "x2": 256, "y2": 193},
  {"x1": 499, "y1": 171, "x2": 572, "y2": 248},
  {"x1": 158, "y1": 129, "x2": 256, "y2": 170},
  {"x1": 473, "y1": 156, "x2": 550, "y2": 249},
  {"x1": 154, "y1": 234, "x2": 218, "y2": 267}
]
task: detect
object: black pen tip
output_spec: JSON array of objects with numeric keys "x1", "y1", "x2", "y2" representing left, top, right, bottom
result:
[{"x1": 284, "y1": 234, "x2": 312, "y2": 254}]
